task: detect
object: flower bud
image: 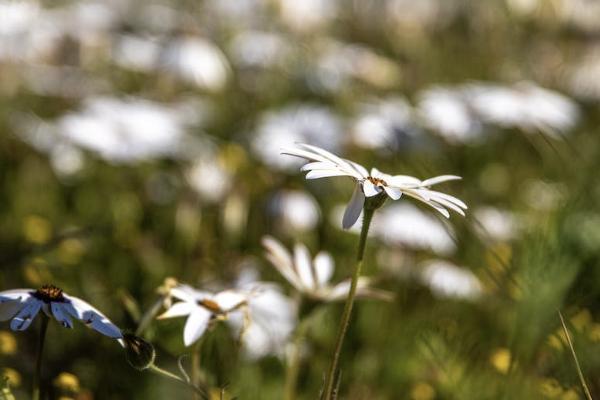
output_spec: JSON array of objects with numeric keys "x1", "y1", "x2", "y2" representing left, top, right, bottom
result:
[{"x1": 122, "y1": 333, "x2": 156, "y2": 371}]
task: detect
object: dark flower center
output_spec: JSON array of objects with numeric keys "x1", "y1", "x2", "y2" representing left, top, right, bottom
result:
[
  {"x1": 33, "y1": 284, "x2": 65, "y2": 303},
  {"x1": 367, "y1": 176, "x2": 387, "y2": 186},
  {"x1": 197, "y1": 299, "x2": 222, "y2": 313}
]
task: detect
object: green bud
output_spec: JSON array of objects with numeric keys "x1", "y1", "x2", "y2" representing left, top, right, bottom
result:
[{"x1": 123, "y1": 333, "x2": 156, "y2": 371}]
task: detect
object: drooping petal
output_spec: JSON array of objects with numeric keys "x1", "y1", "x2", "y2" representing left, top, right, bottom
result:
[
  {"x1": 388, "y1": 175, "x2": 422, "y2": 188},
  {"x1": 383, "y1": 186, "x2": 403, "y2": 200},
  {"x1": 262, "y1": 236, "x2": 304, "y2": 291},
  {"x1": 10, "y1": 298, "x2": 41, "y2": 331},
  {"x1": 314, "y1": 252, "x2": 334, "y2": 287},
  {"x1": 425, "y1": 190, "x2": 468, "y2": 209},
  {"x1": 157, "y1": 301, "x2": 195, "y2": 319},
  {"x1": 362, "y1": 180, "x2": 381, "y2": 197},
  {"x1": 342, "y1": 184, "x2": 365, "y2": 230},
  {"x1": 65, "y1": 296, "x2": 123, "y2": 339},
  {"x1": 420, "y1": 175, "x2": 462, "y2": 187},
  {"x1": 183, "y1": 308, "x2": 211, "y2": 346},
  {"x1": 51, "y1": 303, "x2": 73, "y2": 328},
  {"x1": 294, "y1": 243, "x2": 316, "y2": 290}
]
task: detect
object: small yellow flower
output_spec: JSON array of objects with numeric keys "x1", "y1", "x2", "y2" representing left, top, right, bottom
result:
[
  {"x1": 53, "y1": 372, "x2": 80, "y2": 393},
  {"x1": 22, "y1": 215, "x2": 52, "y2": 244},
  {"x1": 2, "y1": 368, "x2": 21, "y2": 387},
  {"x1": 490, "y1": 348, "x2": 511, "y2": 374},
  {"x1": 411, "y1": 382, "x2": 435, "y2": 400},
  {"x1": 0, "y1": 331, "x2": 17, "y2": 355}
]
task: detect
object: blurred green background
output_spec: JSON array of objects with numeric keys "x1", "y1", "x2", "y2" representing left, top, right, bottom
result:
[{"x1": 1, "y1": 0, "x2": 600, "y2": 399}]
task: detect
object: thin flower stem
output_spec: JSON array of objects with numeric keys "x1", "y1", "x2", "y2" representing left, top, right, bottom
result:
[
  {"x1": 321, "y1": 207, "x2": 375, "y2": 400},
  {"x1": 149, "y1": 365, "x2": 207, "y2": 398},
  {"x1": 191, "y1": 337, "x2": 204, "y2": 400},
  {"x1": 32, "y1": 314, "x2": 49, "y2": 400},
  {"x1": 558, "y1": 311, "x2": 593, "y2": 400}
]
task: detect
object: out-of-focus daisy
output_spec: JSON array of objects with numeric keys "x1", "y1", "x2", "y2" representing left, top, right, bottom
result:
[
  {"x1": 0, "y1": 285, "x2": 122, "y2": 339},
  {"x1": 262, "y1": 236, "x2": 391, "y2": 301},
  {"x1": 420, "y1": 260, "x2": 482, "y2": 300},
  {"x1": 227, "y1": 281, "x2": 297, "y2": 359},
  {"x1": 157, "y1": 284, "x2": 249, "y2": 346},
  {"x1": 252, "y1": 105, "x2": 343, "y2": 171},
  {"x1": 282, "y1": 143, "x2": 466, "y2": 229},
  {"x1": 268, "y1": 190, "x2": 320, "y2": 234}
]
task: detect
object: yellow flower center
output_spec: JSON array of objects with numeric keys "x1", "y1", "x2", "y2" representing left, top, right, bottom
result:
[
  {"x1": 367, "y1": 176, "x2": 387, "y2": 186},
  {"x1": 33, "y1": 284, "x2": 65, "y2": 303},
  {"x1": 198, "y1": 299, "x2": 222, "y2": 313}
]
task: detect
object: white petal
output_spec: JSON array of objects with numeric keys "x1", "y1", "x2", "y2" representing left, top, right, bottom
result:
[
  {"x1": 214, "y1": 291, "x2": 247, "y2": 311},
  {"x1": 0, "y1": 301, "x2": 23, "y2": 321},
  {"x1": 295, "y1": 144, "x2": 364, "y2": 179},
  {"x1": 10, "y1": 299, "x2": 41, "y2": 331},
  {"x1": 362, "y1": 180, "x2": 381, "y2": 197},
  {"x1": 388, "y1": 175, "x2": 422, "y2": 187},
  {"x1": 314, "y1": 252, "x2": 334, "y2": 287},
  {"x1": 183, "y1": 308, "x2": 211, "y2": 346},
  {"x1": 347, "y1": 160, "x2": 369, "y2": 179},
  {"x1": 426, "y1": 190, "x2": 468, "y2": 209},
  {"x1": 170, "y1": 285, "x2": 213, "y2": 303},
  {"x1": 383, "y1": 186, "x2": 403, "y2": 200},
  {"x1": 328, "y1": 281, "x2": 351, "y2": 301},
  {"x1": 51, "y1": 303, "x2": 73, "y2": 328},
  {"x1": 420, "y1": 175, "x2": 462, "y2": 187},
  {"x1": 262, "y1": 236, "x2": 304, "y2": 290},
  {"x1": 65, "y1": 296, "x2": 123, "y2": 339},
  {"x1": 294, "y1": 243, "x2": 316, "y2": 290},
  {"x1": 370, "y1": 167, "x2": 383, "y2": 179},
  {"x1": 305, "y1": 169, "x2": 353, "y2": 180},
  {"x1": 343, "y1": 184, "x2": 365, "y2": 229},
  {"x1": 0, "y1": 289, "x2": 34, "y2": 301},
  {"x1": 300, "y1": 161, "x2": 337, "y2": 171},
  {"x1": 157, "y1": 301, "x2": 194, "y2": 319}
]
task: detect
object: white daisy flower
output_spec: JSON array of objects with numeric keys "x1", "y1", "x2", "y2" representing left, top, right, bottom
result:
[
  {"x1": 262, "y1": 236, "x2": 391, "y2": 302},
  {"x1": 0, "y1": 285, "x2": 122, "y2": 339},
  {"x1": 281, "y1": 143, "x2": 467, "y2": 229},
  {"x1": 157, "y1": 284, "x2": 249, "y2": 346}
]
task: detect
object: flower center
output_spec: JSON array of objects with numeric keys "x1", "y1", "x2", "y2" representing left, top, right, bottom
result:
[
  {"x1": 33, "y1": 284, "x2": 65, "y2": 303},
  {"x1": 198, "y1": 299, "x2": 222, "y2": 313},
  {"x1": 367, "y1": 176, "x2": 387, "y2": 187}
]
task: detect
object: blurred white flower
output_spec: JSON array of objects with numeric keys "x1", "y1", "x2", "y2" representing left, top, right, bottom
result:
[
  {"x1": 269, "y1": 190, "x2": 320, "y2": 233},
  {"x1": 417, "y1": 87, "x2": 483, "y2": 143},
  {"x1": 229, "y1": 31, "x2": 289, "y2": 69},
  {"x1": 158, "y1": 284, "x2": 249, "y2": 346},
  {"x1": 351, "y1": 97, "x2": 420, "y2": 151},
  {"x1": 556, "y1": 0, "x2": 600, "y2": 32},
  {"x1": 262, "y1": 236, "x2": 391, "y2": 302},
  {"x1": 56, "y1": 96, "x2": 201, "y2": 163},
  {"x1": 0, "y1": 285, "x2": 122, "y2": 339},
  {"x1": 466, "y1": 82, "x2": 579, "y2": 138},
  {"x1": 278, "y1": 0, "x2": 337, "y2": 32},
  {"x1": 372, "y1": 203, "x2": 457, "y2": 256},
  {"x1": 420, "y1": 260, "x2": 482, "y2": 300},
  {"x1": 473, "y1": 206, "x2": 518, "y2": 242},
  {"x1": 161, "y1": 37, "x2": 229, "y2": 91},
  {"x1": 186, "y1": 157, "x2": 233, "y2": 203},
  {"x1": 568, "y1": 48, "x2": 600, "y2": 100},
  {"x1": 112, "y1": 34, "x2": 161, "y2": 72},
  {"x1": 227, "y1": 282, "x2": 297, "y2": 359},
  {"x1": 252, "y1": 105, "x2": 343, "y2": 171},
  {"x1": 283, "y1": 143, "x2": 466, "y2": 229}
]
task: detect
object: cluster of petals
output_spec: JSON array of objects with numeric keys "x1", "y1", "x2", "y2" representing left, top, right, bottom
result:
[
  {"x1": 0, "y1": 285, "x2": 122, "y2": 339},
  {"x1": 282, "y1": 143, "x2": 467, "y2": 228},
  {"x1": 262, "y1": 236, "x2": 391, "y2": 302},
  {"x1": 157, "y1": 284, "x2": 253, "y2": 346}
]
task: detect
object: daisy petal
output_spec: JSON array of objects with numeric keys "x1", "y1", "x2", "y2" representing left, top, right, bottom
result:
[
  {"x1": 383, "y1": 186, "x2": 403, "y2": 200},
  {"x1": 214, "y1": 291, "x2": 247, "y2": 312},
  {"x1": 66, "y1": 296, "x2": 123, "y2": 339},
  {"x1": 420, "y1": 175, "x2": 462, "y2": 187},
  {"x1": 157, "y1": 301, "x2": 195, "y2": 319},
  {"x1": 314, "y1": 252, "x2": 334, "y2": 287},
  {"x1": 184, "y1": 308, "x2": 211, "y2": 346},
  {"x1": 294, "y1": 243, "x2": 316, "y2": 290},
  {"x1": 51, "y1": 303, "x2": 73, "y2": 328},
  {"x1": 10, "y1": 299, "x2": 41, "y2": 331},
  {"x1": 305, "y1": 169, "x2": 353, "y2": 180},
  {"x1": 343, "y1": 184, "x2": 365, "y2": 229},
  {"x1": 262, "y1": 236, "x2": 304, "y2": 290},
  {"x1": 362, "y1": 180, "x2": 381, "y2": 197}
]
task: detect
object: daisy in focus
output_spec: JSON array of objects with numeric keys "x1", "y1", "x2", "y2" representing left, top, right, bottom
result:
[
  {"x1": 0, "y1": 285, "x2": 122, "y2": 339},
  {"x1": 282, "y1": 143, "x2": 467, "y2": 228},
  {"x1": 262, "y1": 236, "x2": 392, "y2": 302},
  {"x1": 157, "y1": 284, "x2": 251, "y2": 346}
]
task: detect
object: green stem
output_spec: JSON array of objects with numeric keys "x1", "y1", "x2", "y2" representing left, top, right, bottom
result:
[
  {"x1": 32, "y1": 315, "x2": 49, "y2": 400},
  {"x1": 191, "y1": 337, "x2": 204, "y2": 400},
  {"x1": 321, "y1": 207, "x2": 375, "y2": 400},
  {"x1": 149, "y1": 365, "x2": 207, "y2": 398},
  {"x1": 558, "y1": 311, "x2": 593, "y2": 400}
]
